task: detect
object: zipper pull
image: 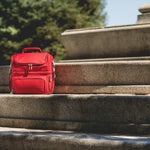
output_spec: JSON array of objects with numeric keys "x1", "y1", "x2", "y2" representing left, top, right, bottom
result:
[
  {"x1": 28, "y1": 64, "x2": 32, "y2": 70},
  {"x1": 28, "y1": 64, "x2": 30, "y2": 70}
]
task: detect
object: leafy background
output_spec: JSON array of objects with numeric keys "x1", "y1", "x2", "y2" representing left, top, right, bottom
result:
[{"x1": 0, "y1": 0, "x2": 106, "y2": 65}]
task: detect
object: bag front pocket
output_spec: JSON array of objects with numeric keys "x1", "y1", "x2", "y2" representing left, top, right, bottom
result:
[{"x1": 13, "y1": 78, "x2": 45, "y2": 94}]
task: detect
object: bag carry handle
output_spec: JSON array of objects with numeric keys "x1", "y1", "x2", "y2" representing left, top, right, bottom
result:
[{"x1": 22, "y1": 47, "x2": 42, "y2": 53}]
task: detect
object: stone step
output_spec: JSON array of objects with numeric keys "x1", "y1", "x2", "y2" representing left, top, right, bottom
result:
[
  {"x1": 1, "y1": 94, "x2": 150, "y2": 135},
  {"x1": 0, "y1": 127, "x2": 150, "y2": 150},
  {"x1": 61, "y1": 24, "x2": 150, "y2": 59},
  {"x1": 3, "y1": 60, "x2": 150, "y2": 86},
  {"x1": 2, "y1": 59, "x2": 150, "y2": 94}
]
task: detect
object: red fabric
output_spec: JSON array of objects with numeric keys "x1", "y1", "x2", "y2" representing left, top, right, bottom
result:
[{"x1": 9, "y1": 47, "x2": 55, "y2": 94}]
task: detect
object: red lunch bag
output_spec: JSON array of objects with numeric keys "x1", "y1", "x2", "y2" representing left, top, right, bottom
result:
[{"x1": 9, "y1": 47, "x2": 55, "y2": 94}]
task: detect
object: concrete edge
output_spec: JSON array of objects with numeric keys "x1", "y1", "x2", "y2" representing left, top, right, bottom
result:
[
  {"x1": 0, "y1": 127, "x2": 150, "y2": 150},
  {"x1": 59, "y1": 56, "x2": 150, "y2": 63},
  {"x1": 1, "y1": 118, "x2": 150, "y2": 135},
  {"x1": 54, "y1": 85, "x2": 150, "y2": 94},
  {"x1": 61, "y1": 24, "x2": 150, "y2": 36},
  {"x1": 2, "y1": 85, "x2": 150, "y2": 95}
]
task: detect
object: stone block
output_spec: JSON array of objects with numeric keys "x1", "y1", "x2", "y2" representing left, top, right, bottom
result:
[
  {"x1": 0, "y1": 66, "x2": 9, "y2": 85},
  {"x1": 136, "y1": 13, "x2": 150, "y2": 24},
  {"x1": 61, "y1": 24, "x2": 150, "y2": 59}
]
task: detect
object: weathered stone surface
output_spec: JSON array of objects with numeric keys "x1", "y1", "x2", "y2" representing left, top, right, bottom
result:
[
  {"x1": 1, "y1": 117, "x2": 150, "y2": 135},
  {"x1": 61, "y1": 24, "x2": 150, "y2": 59},
  {"x1": 2, "y1": 60, "x2": 150, "y2": 94},
  {"x1": 54, "y1": 85, "x2": 150, "y2": 94},
  {"x1": 136, "y1": 13, "x2": 150, "y2": 24},
  {"x1": 1, "y1": 94, "x2": 150, "y2": 134},
  {"x1": 0, "y1": 86, "x2": 9, "y2": 93},
  {"x1": 59, "y1": 56, "x2": 150, "y2": 63},
  {"x1": 1, "y1": 127, "x2": 150, "y2": 150},
  {"x1": 56, "y1": 61, "x2": 150, "y2": 85},
  {"x1": 139, "y1": 4, "x2": 150, "y2": 13},
  {"x1": 2, "y1": 85, "x2": 150, "y2": 94},
  {"x1": 0, "y1": 66, "x2": 9, "y2": 85},
  {"x1": 136, "y1": 5, "x2": 150, "y2": 24}
]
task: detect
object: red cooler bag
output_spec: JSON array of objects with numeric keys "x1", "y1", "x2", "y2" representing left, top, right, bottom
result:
[{"x1": 9, "y1": 47, "x2": 55, "y2": 94}]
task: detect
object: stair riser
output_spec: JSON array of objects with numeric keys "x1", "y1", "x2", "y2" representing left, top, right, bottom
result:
[
  {"x1": 61, "y1": 24, "x2": 150, "y2": 59},
  {"x1": 56, "y1": 61, "x2": 150, "y2": 85}
]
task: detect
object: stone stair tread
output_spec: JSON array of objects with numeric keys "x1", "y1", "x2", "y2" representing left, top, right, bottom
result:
[
  {"x1": 0, "y1": 127, "x2": 150, "y2": 150},
  {"x1": 59, "y1": 56, "x2": 150, "y2": 63}
]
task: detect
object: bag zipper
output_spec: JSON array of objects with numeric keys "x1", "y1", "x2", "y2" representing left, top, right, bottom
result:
[{"x1": 28, "y1": 64, "x2": 32, "y2": 70}]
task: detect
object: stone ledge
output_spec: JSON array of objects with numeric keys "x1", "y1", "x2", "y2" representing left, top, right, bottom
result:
[
  {"x1": 2, "y1": 85, "x2": 150, "y2": 95},
  {"x1": 1, "y1": 118, "x2": 150, "y2": 135},
  {"x1": 54, "y1": 85, "x2": 150, "y2": 94},
  {"x1": 0, "y1": 127, "x2": 150, "y2": 150},
  {"x1": 59, "y1": 56, "x2": 150, "y2": 63}
]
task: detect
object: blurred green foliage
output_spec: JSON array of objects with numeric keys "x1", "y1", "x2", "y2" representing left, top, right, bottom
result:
[{"x1": 0, "y1": 0, "x2": 106, "y2": 64}]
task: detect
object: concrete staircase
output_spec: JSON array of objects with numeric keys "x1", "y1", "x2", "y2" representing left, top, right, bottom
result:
[
  {"x1": 1, "y1": 94, "x2": 150, "y2": 149},
  {"x1": 1, "y1": 4, "x2": 150, "y2": 150}
]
